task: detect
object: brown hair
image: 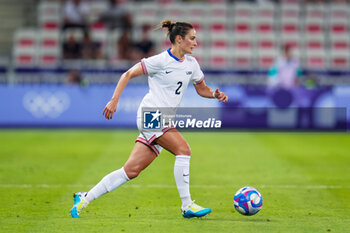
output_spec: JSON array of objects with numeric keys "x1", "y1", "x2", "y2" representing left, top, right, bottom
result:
[{"x1": 160, "y1": 20, "x2": 193, "y2": 44}]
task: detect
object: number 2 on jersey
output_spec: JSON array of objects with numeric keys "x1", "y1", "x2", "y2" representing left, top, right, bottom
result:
[{"x1": 175, "y1": 81, "x2": 182, "y2": 95}]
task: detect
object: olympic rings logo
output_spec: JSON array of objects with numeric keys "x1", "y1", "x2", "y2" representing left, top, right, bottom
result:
[{"x1": 23, "y1": 91, "x2": 70, "y2": 118}]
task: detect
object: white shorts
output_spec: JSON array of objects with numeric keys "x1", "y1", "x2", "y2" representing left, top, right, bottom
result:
[{"x1": 135, "y1": 126, "x2": 175, "y2": 156}]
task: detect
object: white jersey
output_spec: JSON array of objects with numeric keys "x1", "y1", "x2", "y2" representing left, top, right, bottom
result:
[{"x1": 138, "y1": 49, "x2": 204, "y2": 117}]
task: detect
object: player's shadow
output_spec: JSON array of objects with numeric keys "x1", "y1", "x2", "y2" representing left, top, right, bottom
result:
[
  {"x1": 182, "y1": 214, "x2": 272, "y2": 222},
  {"x1": 197, "y1": 218, "x2": 272, "y2": 223}
]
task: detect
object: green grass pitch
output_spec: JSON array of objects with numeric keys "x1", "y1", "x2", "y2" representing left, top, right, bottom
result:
[{"x1": 0, "y1": 130, "x2": 349, "y2": 233}]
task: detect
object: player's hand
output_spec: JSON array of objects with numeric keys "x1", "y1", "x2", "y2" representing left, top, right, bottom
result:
[
  {"x1": 103, "y1": 100, "x2": 117, "y2": 120},
  {"x1": 214, "y1": 88, "x2": 228, "y2": 103}
]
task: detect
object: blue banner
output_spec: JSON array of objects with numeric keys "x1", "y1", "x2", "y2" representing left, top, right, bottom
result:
[
  {"x1": 0, "y1": 84, "x2": 349, "y2": 130},
  {"x1": 0, "y1": 84, "x2": 146, "y2": 127}
]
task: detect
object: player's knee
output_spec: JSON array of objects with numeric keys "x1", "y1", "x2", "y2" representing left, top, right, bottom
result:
[{"x1": 124, "y1": 166, "x2": 141, "y2": 179}]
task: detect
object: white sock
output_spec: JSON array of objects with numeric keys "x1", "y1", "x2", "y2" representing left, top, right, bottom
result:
[
  {"x1": 174, "y1": 155, "x2": 192, "y2": 208},
  {"x1": 85, "y1": 167, "x2": 130, "y2": 203}
]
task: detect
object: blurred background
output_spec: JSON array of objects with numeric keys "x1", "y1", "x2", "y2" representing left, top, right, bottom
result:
[{"x1": 0, "y1": 0, "x2": 349, "y2": 130}]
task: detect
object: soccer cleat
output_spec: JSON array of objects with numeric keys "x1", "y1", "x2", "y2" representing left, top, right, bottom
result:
[
  {"x1": 70, "y1": 192, "x2": 89, "y2": 218},
  {"x1": 181, "y1": 201, "x2": 212, "y2": 218}
]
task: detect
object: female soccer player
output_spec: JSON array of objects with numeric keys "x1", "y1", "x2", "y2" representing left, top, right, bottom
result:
[{"x1": 71, "y1": 20, "x2": 228, "y2": 218}]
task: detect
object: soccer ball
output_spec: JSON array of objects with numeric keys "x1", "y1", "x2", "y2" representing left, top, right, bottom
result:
[{"x1": 233, "y1": 186, "x2": 263, "y2": 216}]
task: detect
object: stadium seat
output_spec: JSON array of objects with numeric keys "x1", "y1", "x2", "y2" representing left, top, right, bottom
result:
[
  {"x1": 305, "y1": 3, "x2": 325, "y2": 20},
  {"x1": 163, "y1": 3, "x2": 184, "y2": 22},
  {"x1": 209, "y1": 17, "x2": 227, "y2": 33},
  {"x1": 210, "y1": 32, "x2": 229, "y2": 50},
  {"x1": 38, "y1": 1, "x2": 61, "y2": 32},
  {"x1": 91, "y1": 21, "x2": 106, "y2": 32},
  {"x1": 231, "y1": 50, "x2": 253, "y2": 69},
  {"x1": 232, "y1": 35, "x2": 254, "y2": 68},
  {"x1": 255, "y1": 18, "x2": 275, "y2": 35},
  {"x1": 186, "y1": 3, "x2": 208, "y2": 19},
  {"x1": 13, "y1": 29, "x2": 39, "y2": 67},
  {"x1": 22, "y1": 0, "x2": 350, "y2": 71},
  {"x1": 134, "y1": 3, "x2": 159, "y2": 27},
  {"x1": 157, "y1": 0, "x2": 177, "y2": 5},
  {"x1": 304, "y1": 35, "x2": 325, "y2": 52},
  {"x1": 14, "y1": 29, "x2": 38, "y2": 50},
  {"x1": 329, "y1": 3, "x2": 349, "y2": 19},
  {"x1": 304, "y1": 21, "x2": 324, "y2": 37},
  {"x1": 256, "y1": 34, "x2": 277, "y2": 51},
  {"x1": 280, "y1": 17, "x2": 300, "y2": 37},
  {"x1": 257, "y1": 48, "x2": 277, "y2": 69},
  {"x1": 209, "y1": 48, "x2": 228, "y2": 68},
  {"x1": 330, "y1": 52, "x2": 349, "y2": 69},
  {"x1": 233, "y1": 18, "x2": 252, "y2": 36},
  {"x1": 38, "y1": 1, "x2": 61, "y2": 29},
  {"x1": 256, "y1": 2, "x2": 275, "y2": 20},
  {"x1": 305, "y1": 49, "x2": 326, "y2": 69},
  {"x1": 280, "y1": 34, "x2": 300, "y2": 51},
  {"x1": 208, "y1": 0, "x2": 226, "y2": 4},
  {"x1": 233, "y1": 2, "x2": 255, "y2": 19},
  {"x1": 329, "y1": 17, "x2": 348, "y2": 36},
  {"x1": 13, "y1": 47, "x2": 37, "y2": 67},
  {"x1": 209, "y1": 4, "x2": 227, "y2": 18},
  {"x1": 38, "y1": 49, "x2": 60, "y2": 67},
  {"x1": 330, "y1": 36, "x2": 350, "y2": 69},
  {"x1": 39, "y1": 30, "x2": 60, "y2": 51},
  {"x1": 41, "y1": 21, "x2": 60, "y2": 31},
  {"x1": 330, "y1": 36, "x2": 350, "y2": 52},
  {"x1": 280, "y1": 3, "x2": 300, "y2": 19}
]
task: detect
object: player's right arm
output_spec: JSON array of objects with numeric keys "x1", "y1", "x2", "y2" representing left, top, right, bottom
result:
[{"x1": 103, "y1": 62, "x2": 144, "y2": 120}]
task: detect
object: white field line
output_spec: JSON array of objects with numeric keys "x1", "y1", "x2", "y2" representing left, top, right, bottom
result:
[{"x1": 0, "y1": 184, "x2": 349, "y2": 189}]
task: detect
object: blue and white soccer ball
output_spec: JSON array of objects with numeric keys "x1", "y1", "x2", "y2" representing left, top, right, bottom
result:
[{"x1": 233, "y1": 186, "x2": 263, "y2": 216}]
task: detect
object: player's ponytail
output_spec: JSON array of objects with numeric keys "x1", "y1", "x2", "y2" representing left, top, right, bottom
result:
[
  {"x1": 161, "y1": 20, "x2": 176, "y2": 33},
  {"x1": 160, "y1": 20, "x2": 193, "y2": 44}
]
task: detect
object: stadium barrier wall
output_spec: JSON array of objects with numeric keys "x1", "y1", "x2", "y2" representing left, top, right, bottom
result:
[{"x1": 0, "y1": 84, "x2": 349, "y2": 130}]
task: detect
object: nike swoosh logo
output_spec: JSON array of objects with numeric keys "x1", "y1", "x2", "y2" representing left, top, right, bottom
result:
[
  {"x1": 183, "y1": 174, "x2": 189, "y2": 177},
  {"x1": 165, "y1": 71, "x2": 172, "y2": 74}
]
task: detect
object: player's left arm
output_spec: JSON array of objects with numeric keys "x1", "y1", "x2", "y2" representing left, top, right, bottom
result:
[{"x1": 194, "y1": 80, "x2": 228, "y2": 103}]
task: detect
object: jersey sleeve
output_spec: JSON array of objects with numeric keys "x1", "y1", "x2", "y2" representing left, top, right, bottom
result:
[
  {"x1": 141, "y1": 53, "x2": 163, "y2": 75},
  {"x1": 190, "y1": 58, "x2": 204, "y2": 85}
]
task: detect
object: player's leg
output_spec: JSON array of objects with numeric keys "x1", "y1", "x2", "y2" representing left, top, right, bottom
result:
[
  {"x1": 123, "y1": 142, "x2": 157, "y2": 179},
  {"x1": 71, "y1": 142, "x2": 157, "y2": 218},
  {"x1": 154, "y1": 129, "x2": 211, "y2": 218},
  {"x1": 86, "y1": 142, "x2": 156, "y2": 200}
]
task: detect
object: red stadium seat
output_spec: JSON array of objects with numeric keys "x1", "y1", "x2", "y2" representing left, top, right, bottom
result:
[
  {"x1": 209, "y1": 48, "x2": 228, "y2": 68},
  {"x1": 14, "y1": 29, "x2": 38, "y2": 51},
  {"x1": 305, "y1": 49, "x2": 326, "y2": 69},
  {"x1": 39, "y1": 30, "x2": 60, "y2": 50},
  {"x1": 39, "y1": 54, "x2": 59, "y2": 67},
  {"x1": 256, "y1": 3, "x2": 275, "y2": 19},
  {"x1": 234, "y1": 2, "x2": 255, "y2": 18},
  {"x1": 330, "y1": 56, "x2": 349, "y2": 68},
  {"x1": 42, "y1": 21, "x2": 59, "y2": 31},
  {"x1": 280, "y1": 3, "x2": 300, "y2": 19},
  {"x1": 15, "y1": 54, "x2": 36, "y2": 66}
]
